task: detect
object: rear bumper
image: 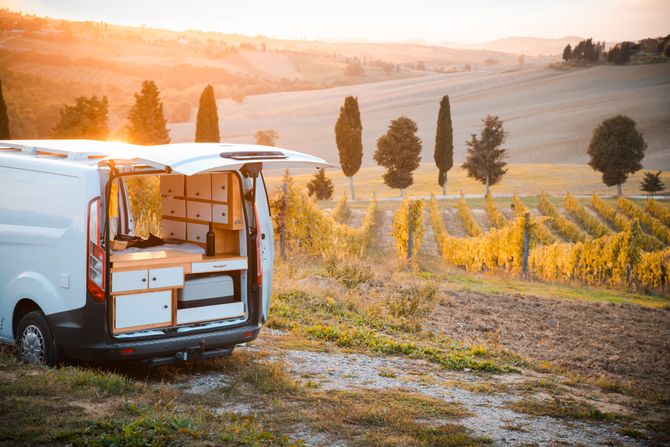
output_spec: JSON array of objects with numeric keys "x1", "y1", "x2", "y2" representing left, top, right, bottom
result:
[{"x1": 61, "y1": 324, "x2": 260, "y2": 362}]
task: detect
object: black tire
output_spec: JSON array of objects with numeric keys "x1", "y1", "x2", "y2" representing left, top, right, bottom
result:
[{"x1": 15, "y1": 311, "x2": 61, "y2": 367}]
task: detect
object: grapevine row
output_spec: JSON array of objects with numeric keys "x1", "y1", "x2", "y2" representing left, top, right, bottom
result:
[
  {"x1": 457, "y1": 195, "x2": 482, "y2": 237},
  {"x1": 391, "y1": 198, "x2": 425, "y2": 259},
  {"x1": 485, "y1": 194, "x2": 507, "y2": 228},
  {"x1": 512, "y1": 194, "x2": 558, "y2": 245},
  {"x1": 591, "y1": 194, "x2": 663, "y2": 251},
  {"x1": 646, "y1": 199, "x2": 670, "y2": 227},
  {"x1": 563, "y1": 193, "x2": 611, "y2": 238},
  {"x1": 617, "y1": 197, "x2": 670, "y2": 245},
  {"x1": 537, "y1": 193, "x2": 588, "y2": 243}
]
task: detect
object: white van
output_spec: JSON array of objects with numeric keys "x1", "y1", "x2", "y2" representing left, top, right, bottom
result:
[{"x1": 0, "y1": 140, "x2": 329, "y2": 366}]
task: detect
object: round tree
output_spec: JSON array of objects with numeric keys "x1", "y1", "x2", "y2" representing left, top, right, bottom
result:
[
  {"x1": 587, "y1": 115, "x2": 646, "y2": 196},
  {"x1": 374, "y1": 116, "x2": 422, "y2": 197},
  {"x1": 461, "y1": 115, "x2": 508, "y2": 195}
]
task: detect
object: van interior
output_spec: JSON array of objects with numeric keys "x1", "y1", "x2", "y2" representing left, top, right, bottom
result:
[{"x1": 105, "y1": 172, "x2": 249, "y2": 337}]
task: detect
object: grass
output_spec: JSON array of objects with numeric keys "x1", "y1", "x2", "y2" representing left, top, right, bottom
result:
[
  {"x1": 264, "y1": 163, "x2": 670, "y2": 201},
  {"x1": 508, "y1": 397, "x2": 616, "y2": 422}
]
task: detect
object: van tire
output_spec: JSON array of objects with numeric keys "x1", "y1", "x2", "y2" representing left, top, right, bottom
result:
[{"x1": 16, "y1": 311, "x2": 61, "y2": 367}]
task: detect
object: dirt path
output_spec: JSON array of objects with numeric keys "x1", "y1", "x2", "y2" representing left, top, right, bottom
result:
[
  {"x1": 429, "y1": 289, "x2": 670, "y2": 395},
  {"x1": 177, "y1": 333, "x2": 649, "y2": 446}
]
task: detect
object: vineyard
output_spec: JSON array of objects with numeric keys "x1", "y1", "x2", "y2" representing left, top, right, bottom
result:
[{"x1": 271, "y1": 183, "x2": 670, "y2": 294}]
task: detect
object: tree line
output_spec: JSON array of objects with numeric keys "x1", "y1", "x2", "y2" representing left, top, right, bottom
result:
[{"x1": 0, "y1": 78, "x2": 662, "y2": 198}]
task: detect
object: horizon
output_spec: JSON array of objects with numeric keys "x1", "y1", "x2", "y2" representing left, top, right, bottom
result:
[{"x1": 1, "y1": 0, "x2": 668, "y2": 45}]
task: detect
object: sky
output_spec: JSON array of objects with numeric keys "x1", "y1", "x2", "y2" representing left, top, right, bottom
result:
[{"x1": 1, "y1": 0, "x2": 668, "y2": 43}]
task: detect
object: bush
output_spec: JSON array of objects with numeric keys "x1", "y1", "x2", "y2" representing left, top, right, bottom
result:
[{"x1": 385, "y1": 283, "x2": 438, "y2": 319}]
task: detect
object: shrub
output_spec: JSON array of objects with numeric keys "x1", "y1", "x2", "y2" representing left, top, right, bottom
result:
[{"x1": 385, "y1": 283, "x2": 438, "y2": 319}]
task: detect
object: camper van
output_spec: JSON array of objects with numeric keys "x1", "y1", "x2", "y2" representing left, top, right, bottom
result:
[{"x1": 0, "y1": 140, "x2": 329, "y2": 366}]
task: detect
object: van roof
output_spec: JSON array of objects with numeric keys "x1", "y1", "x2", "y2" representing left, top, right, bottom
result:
[{"x1": 0, "y1": 140, "x2": 333, "y2": 175}]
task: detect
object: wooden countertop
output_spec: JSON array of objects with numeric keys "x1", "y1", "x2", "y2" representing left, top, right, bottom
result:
[{"x1": 110, "y1": 250, "x2": 247, "y2": 270}]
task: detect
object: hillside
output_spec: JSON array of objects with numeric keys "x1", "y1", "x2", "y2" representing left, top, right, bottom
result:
[{"x1": 171, "y1": 63, "x2": 670, "y2": 169}]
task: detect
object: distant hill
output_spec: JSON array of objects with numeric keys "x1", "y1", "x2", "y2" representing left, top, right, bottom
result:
[
  {"x1": 444, "y1": 36, "x2": 585, "y2": 56},
  {"x1": 170, "y1": 63, "x2": 670, "y2": 169}
]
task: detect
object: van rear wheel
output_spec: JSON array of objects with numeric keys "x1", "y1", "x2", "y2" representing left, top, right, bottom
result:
[{"x1": 16, "y1": 311, "x2": 60, "y2": 367}]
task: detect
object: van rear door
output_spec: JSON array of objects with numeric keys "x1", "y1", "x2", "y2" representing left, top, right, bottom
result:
[{"x1": 255, "y1": 174, "x2": 274, "y2": 321}]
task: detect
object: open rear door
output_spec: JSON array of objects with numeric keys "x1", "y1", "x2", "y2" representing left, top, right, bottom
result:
[{"x1": 100, "y1": 143, "x2": 332, "y2": 174}]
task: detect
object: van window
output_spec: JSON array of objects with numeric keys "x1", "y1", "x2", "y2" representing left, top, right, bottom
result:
[{"x1": 0, "y1": 166, "x2": 79, "y2": 229}]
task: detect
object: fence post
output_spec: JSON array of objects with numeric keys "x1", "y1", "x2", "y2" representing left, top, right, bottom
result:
[
  {"x1": 522, "y1": 212, "x2": 530, "y2": 276},
  {"x1": 407, "y1": 204, "x2": 413, "y2": 260},
  {"x1": 279, "y1": 182, "x2": 287, "y2": 260}
]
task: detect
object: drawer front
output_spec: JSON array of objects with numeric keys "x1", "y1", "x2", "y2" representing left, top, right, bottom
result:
[
  {"x1": 112, "y1": 269, "x2": 148, "y2": 293},
  {"x1": 162, "y1": 197, "x2": 185, "y2": 218},
  {"x1": 187, "y1": 201, "x2": 212, "y2": 222},
  {"x1": 115, "y1": 290, "x2": 172, "y2": 330},
  {"x1": 187, "y1": 222, "x2": 209, "y2": 243},
  {"x1": 186, "y1": 174, "x2": 211, "y2": 200},
  {"x1": 212, "y1": 204, "x2": 229, "y2": 224},
  {"x1": 192, "y1": 258, "x2": 248, "y2": 273},
  {"x1": 177, "y1": 301, "x2": 245, "y2": 325},
  {"x1": 160, "y1": 175, "x2": 184, "y2": 197},
  {"x1": 149, "y1": 266, "x2": 184, "y2": 289},
  {"x1": 161, "y1": 219, "x2": 186, "y2": 240},
  {"x1": 211, "y1": 173, "x2": 229, "y2": 202}
]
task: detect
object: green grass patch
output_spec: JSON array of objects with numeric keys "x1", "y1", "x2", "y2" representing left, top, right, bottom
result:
[{"x1": 268, "y1": 289, "x2": 526, "y2": 372}]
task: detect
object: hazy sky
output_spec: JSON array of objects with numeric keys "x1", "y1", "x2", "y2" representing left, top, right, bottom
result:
[{"x1": 2, "y1": 0, "x2": 668, "y2": 43}]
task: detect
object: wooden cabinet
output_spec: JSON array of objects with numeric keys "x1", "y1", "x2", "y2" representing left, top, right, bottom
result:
[
  {"x1": 114, "y1": 291, "x2": 172, "y2": 331},
  {"x1": 159, "y1": 173, "x2": 243, "y2": 245}
]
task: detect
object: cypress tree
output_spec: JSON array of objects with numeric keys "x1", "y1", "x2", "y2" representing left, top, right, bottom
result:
[
  {"x1": 334, "y1": 96, "x2": 363, "y2": 200},
  {"x1": 434, "y1": 95, "x2": 454, "y2": 196},
  {"x1": 195, "y1": 84, "x2": 220, "y2": 142},
  {"x1": 127, "y1": 80, "x2": 170, "y2": 145},
  {"x1": 374, "y1": 116, "x2": 422, "y2": 197},
  {"x1": 0, "y1": 80, "x2": 10, "y2": 139}
]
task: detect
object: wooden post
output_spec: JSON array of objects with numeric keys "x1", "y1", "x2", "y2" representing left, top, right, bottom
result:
[
  {"x1": 522, "y1": 212, "x2": 530, "y2": 276},
  {"x1": 279, "y1": 182, "x2": 287, "y2": 260},
  {"x1": 407, "y1": 206, "x2": 413, "y2": 260}
]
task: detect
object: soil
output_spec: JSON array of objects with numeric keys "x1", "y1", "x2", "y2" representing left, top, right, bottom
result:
[{"x1": 429, "y1": 289, "x2": 670, "y2": 395}]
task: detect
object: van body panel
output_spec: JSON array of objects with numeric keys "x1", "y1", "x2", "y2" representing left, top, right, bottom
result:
[{"x1": 0, "y1": 140, "x2": 329, "y2": 362}]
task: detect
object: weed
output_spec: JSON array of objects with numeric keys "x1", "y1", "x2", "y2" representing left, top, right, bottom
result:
[
  {"x1": 324, "y1": 258, "x2": 373, "y2": 289},
  {"x1": 385, "y1": 282, "x2": 438, "y2": 319}
]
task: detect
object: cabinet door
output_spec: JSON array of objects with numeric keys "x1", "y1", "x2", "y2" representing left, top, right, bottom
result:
[
  {"x1": 187, "y1": 222, "x2": 209, "y2": 243},
  {"x1": 161, "y1": 219, "x2": 186, "y2": 240},
  {"x1": 162, "y1": 198, "x2": 185, "y2": 219},
  {"x1": 187, "y1": 201, "x2": 212, "y2": 222},
  {"x1": 149, "y1": 266, "x2": 184, "y2": 289},
  {"x1": 112, "y1": 270, "x2": 148, "y2": 293},
  {"x1": 160, "y1": 175, "x2": 184, "y2": 197},
  {"x1": 211, "y1": 173, "x2": 229, "y2": 202},
  {"x1": 115, "y1": 290, "x2": 172, "y2": 330},
  {"x1": 186, "y1": 174, "x2": 211, "y2": 200},
  {"x1": 212, "y1": 204, "x2": 229, "y2": 224}
]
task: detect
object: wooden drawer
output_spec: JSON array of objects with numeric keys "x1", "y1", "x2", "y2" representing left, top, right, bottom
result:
[
  {"x1": 112, "y1": 269, "x2": 148, "y2": 293},
  {"x1": 211, "y1": 173, "x2": 229, "y2": 202},
  {"x1": 149, "y1": 266, "x2": 183, "y2": 289},
  {"x1": 212, "y1": 204, "x2": 229, "y2": 224},
  {"x1": 187, "y1": 201, "x2": 212, "y2": 222},
  {"x1": 176, "y1": 301, "x2": 245, "y2": 325},
  {"x1": 186, "y1": 174, "x2": 211, "y2": 200},
  {"x1": 161, "y1": 219, "x2": 186, "y2": 240},
  {"x1": 162, "y1": 197, "x2": 185, "y2": 218},
  {"x1": 187, "y1": 222, "x2": 209, "y2": 243},
  {"x1": 160, "y1": 175, "x2": 184, "y2": 197},
  {"x1": 114, "y1": 290, "x2": 172, "y2": 331},
  {"x1": 192, "y1": 257, "x2": 248, "y2": 273}
]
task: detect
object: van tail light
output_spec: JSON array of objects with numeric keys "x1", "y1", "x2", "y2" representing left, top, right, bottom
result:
[
  {"x1": 253, "y1": 203, "x2": 263, "y2": 287},
  {"x1": 87, "y1": 197, "x2": 106, "y2": 302}
]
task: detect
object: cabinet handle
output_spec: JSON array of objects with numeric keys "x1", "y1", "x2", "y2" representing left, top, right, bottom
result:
[
  {"x1": 170, "y1": 232, "x2": 174, "y2": 236},
  {"x1": 213, "y1": 264, "x2": 227, "y2": 268},
  {"x1": 196, "y1": 192, "x2": 200, "y2": 196},
  {"x1": 196, "y1": 236, "x2": 200, "y2": 240},
  {"x1": 196, "y1": 214, "x2": 200, "y2": 218},
  {"x1": 141, "y1": 278, "x2": 147, "y2": 282},
  {"x1": 170, "y1": 210, "x2": 174, "y2": 214},
  {"x1": 152, "y1": 277, "x2": 157, "y2": 281},
  {"x1": 163, "y1": 305, "x2": 168, "y2": 309}
]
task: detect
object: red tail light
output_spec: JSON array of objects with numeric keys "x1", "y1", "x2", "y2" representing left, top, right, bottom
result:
[
  {"x1": 254, "y1": 203, "x2": 263, "y2": 286},
  {"x1": 87, "y1": 197, "x2": 106, "y2": 302}
]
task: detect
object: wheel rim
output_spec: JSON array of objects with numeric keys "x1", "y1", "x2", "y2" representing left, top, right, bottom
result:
[{"x1": 21, "y1": 324, "x2": 45, "y2": 364}]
